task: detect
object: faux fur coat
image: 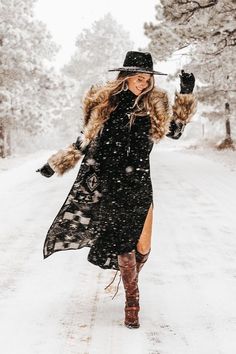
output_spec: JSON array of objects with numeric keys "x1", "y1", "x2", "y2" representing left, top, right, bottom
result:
[{"x1": 47, "y1": 86, "x2": 197, "y2": 175}]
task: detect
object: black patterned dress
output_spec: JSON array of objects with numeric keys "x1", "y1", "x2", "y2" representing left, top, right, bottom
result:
[{"x1": 43, "y1": 89, "x2": 161, "y2": 269}]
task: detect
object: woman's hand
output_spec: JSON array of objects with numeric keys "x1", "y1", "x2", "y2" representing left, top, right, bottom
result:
[
  {"x1": 179, "y1": 70, "x2": 195, "y2": 94},
  {"x1": 36, "y1": 163, "x2": 55, "y2": 178}
]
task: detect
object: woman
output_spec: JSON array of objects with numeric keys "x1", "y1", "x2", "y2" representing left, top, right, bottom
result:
[{"x1": 37, "y1": 51, "x2": 196, "y2": 329}]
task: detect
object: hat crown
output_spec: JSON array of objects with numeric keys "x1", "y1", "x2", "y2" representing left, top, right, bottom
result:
[
  {"x1": 123, "y1": 51, "x2": 153, "y2": 71},
  {"x1": 108, "y1": 51, "x2": 168, "y2": 76}
]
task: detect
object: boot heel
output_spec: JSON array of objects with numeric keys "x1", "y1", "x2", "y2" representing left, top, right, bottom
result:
[{"x1": 125, "y1": 306, "x2": 140, "y2": 329}]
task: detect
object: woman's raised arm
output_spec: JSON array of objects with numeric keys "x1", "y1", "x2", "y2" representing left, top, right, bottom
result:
[{"x1": 166, "y1": 70, "x2": 197, "y2": 140}]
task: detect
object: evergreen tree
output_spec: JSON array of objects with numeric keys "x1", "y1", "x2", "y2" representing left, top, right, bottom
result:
[
  {"x1": 62, "y1": 13, "x2": 134, "y2": 130},
  {"x1": 0, "y1": 0, "x2": 64, "y2": 156},
  {"x1": 144, "y1": 0, "x2": 236, "y2": 147}
]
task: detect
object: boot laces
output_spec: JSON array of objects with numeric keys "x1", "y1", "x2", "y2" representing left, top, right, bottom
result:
[{"x1": 104, "y1": 270, "x2": 122, "y2": 300}]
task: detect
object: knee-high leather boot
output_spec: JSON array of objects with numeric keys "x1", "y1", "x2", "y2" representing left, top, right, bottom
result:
[
  {"x1": 135, "y1": 248, "x2": 151, "y2": 274},
  {"x1": 118, "y1": 250, "x2": 140, "y2": 329}
]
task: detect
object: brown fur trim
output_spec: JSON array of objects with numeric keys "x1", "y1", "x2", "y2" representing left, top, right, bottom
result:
[
  {"x1": 82, "y1": 86, "x2": 172, "y2": 144},
  {"x1": 82, "y1": 85, "x2": 108, "y2": 142},
  {"x1": 82, "y1": 84, "x2": 104, "y2": 127},
  {"x1": 148, "y1": 89, "x2": 172, "y2": 142},
  {"x1": 172, "y1": 93, "x2": 197, "y2": 123},
  {"x1": 46, "y1": 88, "x2": 197, "y2": 176},
  {"x1": 81, "y1": 87, "x2": 197, "y2": 147},
  {"x1": 47, "y1": 144, "x2": 82, "y2": 176}
]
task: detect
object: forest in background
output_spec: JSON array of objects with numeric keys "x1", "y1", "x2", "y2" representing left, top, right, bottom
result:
[{"x1": 0, "y1": 0, "x2": 235, "y2": 157}]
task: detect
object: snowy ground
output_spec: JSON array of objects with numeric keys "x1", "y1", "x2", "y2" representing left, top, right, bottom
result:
[{"x1": 0, "y1": 144, "x2": 236, "y2": 354}]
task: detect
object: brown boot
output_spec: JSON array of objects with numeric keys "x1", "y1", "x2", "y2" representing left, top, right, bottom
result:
[
  {"x1": 118, "y1": 250, "x2": 140, "y2": 329},
  {"x1": 135, "y1": 248, "x2": 151, "y2": 274}
]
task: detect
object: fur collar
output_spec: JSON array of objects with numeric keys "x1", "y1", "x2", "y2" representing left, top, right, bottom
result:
[{"x1": 81, "y1": 85, "x2": 196, "y2": 147}]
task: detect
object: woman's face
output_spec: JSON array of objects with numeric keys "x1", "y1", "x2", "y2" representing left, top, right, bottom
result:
[{"x1": 126, "y1": 73, "x2": 152, "y2": 96}]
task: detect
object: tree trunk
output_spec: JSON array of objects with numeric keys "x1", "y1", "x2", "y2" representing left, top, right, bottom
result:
[
  {"x1": 0, "y1": 122, "x2": 11, "y2": 158},
  {"x1": 217, "y1": 102, "x2": 235, "y2": 151}
]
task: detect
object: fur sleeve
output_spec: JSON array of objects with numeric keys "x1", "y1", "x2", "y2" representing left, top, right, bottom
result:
[
  {"x1": 46, "y1": 86, "x2": 104, "y2": 177},
  {"x1": 47, "y1": 144, "x2": 83, "y2": 176},
  {"x1": 165, "y1": 93, "x2": 197, "y2": 139},
  {"x1": 172, "y1": 92, "x2": 197, "y2": 123}
]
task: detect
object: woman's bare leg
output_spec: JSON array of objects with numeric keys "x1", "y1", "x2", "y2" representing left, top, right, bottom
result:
[{"x1": 136, "y1": 203, "x2": 153, "y2": 255}]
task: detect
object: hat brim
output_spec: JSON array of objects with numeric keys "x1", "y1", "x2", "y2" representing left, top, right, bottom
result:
[{"x1": 108, "y1": 67, "x2": 168, "y2": 76}]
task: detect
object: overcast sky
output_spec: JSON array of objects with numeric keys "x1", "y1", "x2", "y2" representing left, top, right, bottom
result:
[{"x1": 34, "y1": 0, "x2": 159, "y2": 68}]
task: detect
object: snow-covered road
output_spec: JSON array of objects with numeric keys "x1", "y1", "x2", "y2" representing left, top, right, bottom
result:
[{"x1": 0, "y1": 147, "x2": 236, "y2": 354}]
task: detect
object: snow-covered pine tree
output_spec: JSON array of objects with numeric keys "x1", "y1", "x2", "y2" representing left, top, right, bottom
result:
[
  {"x1": 62, "y1": 13, "x2": 134, "y2": 129},
  {"x1": 0, "y1": 0, "x2": 66, "y2": 156},
  {"x1": 144, "y1": 0, "x2": 236, "y2": 147}
]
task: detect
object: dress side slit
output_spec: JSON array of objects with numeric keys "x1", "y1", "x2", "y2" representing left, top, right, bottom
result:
[{"x1": 136, "y1": 202, "x2": 153, "y2": 254}]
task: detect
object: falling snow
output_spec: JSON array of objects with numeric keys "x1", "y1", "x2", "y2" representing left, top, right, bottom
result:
[{"x1": 0, "y1": 143, "x2": 236, "y2": 353}]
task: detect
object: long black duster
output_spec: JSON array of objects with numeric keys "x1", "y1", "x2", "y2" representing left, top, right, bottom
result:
[{"x1": 43, "y1": 89, "x2": 177, "y2": 270}]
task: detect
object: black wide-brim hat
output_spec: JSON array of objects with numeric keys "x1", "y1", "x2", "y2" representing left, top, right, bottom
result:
[{"x1": 108, "y1": 51, "x2": 167, "y2": 76}]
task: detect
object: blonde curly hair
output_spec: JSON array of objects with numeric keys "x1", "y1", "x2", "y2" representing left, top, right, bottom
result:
[{"x1": 82, "y1": 71, "x2": 172, "y2": 144}]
